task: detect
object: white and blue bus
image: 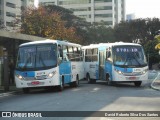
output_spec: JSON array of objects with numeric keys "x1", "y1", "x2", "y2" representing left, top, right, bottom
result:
[
  {"x1": 15, "y1": 39, "x2": 84, "y2": 93},
  {"x1": 82, "y1": 42, "x2": 148, "y2": 86}
]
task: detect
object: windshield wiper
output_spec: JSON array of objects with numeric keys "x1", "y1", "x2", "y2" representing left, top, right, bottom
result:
[
  {"x1": 132, "y1": 54, "x2": 142, "y2": 66},
  {"x1": 22, "y1": 57, "x2": 31, "y2": 70},
  {"x1": 123, "y1": 53, "x2": 142, "y2": 66},
  {"x1": 39, "y1": 54, "x2": 46, "y2": 67}
]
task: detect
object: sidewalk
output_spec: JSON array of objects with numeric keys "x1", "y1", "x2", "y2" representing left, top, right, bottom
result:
[{"x1": 0, "y1": 85, "x2": 21, "y2": 97}]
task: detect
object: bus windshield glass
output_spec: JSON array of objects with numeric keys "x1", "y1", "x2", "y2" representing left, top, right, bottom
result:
[
  {"x1": 16, "y1": 44, "x2": 57, "y2": 70},
  {"x1": 113, "y1": 45, "x2": 147, "y2": 67}
]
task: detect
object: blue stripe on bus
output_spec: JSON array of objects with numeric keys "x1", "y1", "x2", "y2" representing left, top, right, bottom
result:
[
  {"x1": 15, "y1": 70, "x2": 35, "y2": 77},
  {"x1": 59, "y1": 61, "x2": 71, "y2": 83},
  {"x1": 105, "y1": 61, "x2": 112, "y2": 81},
  {"x1": 114, "y1": 66, "x2": 133, "y2": 73}
]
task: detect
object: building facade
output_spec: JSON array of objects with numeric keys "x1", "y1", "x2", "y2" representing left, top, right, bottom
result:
[
  {"x1": 39, "y1": 0, "x2": 126, "y2": 26},
  {"x1": 0, "y1": 0, "x2": 34, "y2": 31}
]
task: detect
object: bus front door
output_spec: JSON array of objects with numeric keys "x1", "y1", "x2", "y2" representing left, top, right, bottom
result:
[{"x1": 99, "y1": 51, "x2": 105, "y2": 80}]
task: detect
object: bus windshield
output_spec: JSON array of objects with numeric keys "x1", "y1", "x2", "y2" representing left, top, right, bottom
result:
[
  {"x1": 16, "y1": 44, "x2": 57, "y2": 70},
  {"x1": 113, "y1": 45, "x2": 147, "y2": 67}
]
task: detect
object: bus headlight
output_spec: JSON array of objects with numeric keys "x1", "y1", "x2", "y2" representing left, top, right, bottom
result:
[
  {"x1": 115, "y1": 69, "x2": 123, "y2": 74},
  {"x1": 47, "y1": 71, "x2": 56, "y2": 78},
  {"x1": 16, "y1": 74, "x2": 23, "y2": 80},
  {"x1": 142, "y1": 68, "x2": 148, "y2": 74},
  {"x1": 117, "y1": 70, "x2": 122, "y2": 74}
]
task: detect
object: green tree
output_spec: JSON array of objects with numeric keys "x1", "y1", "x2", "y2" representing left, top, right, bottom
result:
[
  {"x1": 85, "y1": 22, "x2": 115, "y2": 45},
  {"x1": 114, "y1": 21, "x2": 131, "y2": 42},
  {"x1": 144, "y1": 39, "x2": 159, "y2": 65},
  {"x1": 114, "y1": 18, "x2": 160, "y2": 46},
  {"x1": 19, "y1": 6, "x2": 83, "y2": 44},
  {"x1": 155, "y1": 34, "x2": 160, "y2": 50}
]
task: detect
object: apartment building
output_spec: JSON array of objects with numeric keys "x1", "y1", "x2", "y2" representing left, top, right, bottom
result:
[
  {"x1": 39, "y1": 0, "x2": 126, "y2": 26},
  {"x1": 0, "y1": 0, "x2": 34, "y2": 31}
]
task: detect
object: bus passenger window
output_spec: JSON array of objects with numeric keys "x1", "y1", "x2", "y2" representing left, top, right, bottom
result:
[{"x1": 62, "y1": 45, "x2": 68, "y2": 61}]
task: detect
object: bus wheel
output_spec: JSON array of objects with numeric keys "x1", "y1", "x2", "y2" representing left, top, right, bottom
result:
[
  {"x1": 23, "y1": 88, "x2": 29, "y2": 94},
  {"x1": 134, "y1": 81, "x2": 142, "y2": 87},
  {"x1": 75, "y1": 75, "x2": 79, "y2": 87},
  {"x1": 58, "y1": 80, "x2": 64, "y2": 91},
  {"x1": 74, "y1": 75, "x2": 79, "y2": 87}
]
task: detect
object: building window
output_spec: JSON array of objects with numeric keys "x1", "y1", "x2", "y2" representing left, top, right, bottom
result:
[
  {"x1": 6, "y1": 22, "x2": 14, "y2": 27},
  {"x1": 95, "y1": 0, "x2": 112, "y2": 3},
  {"x1": 59, "y1": 0, "x2": 90, "y2": 5},
  {"x1": 6, "y1": 2, "x2": 16, "y2": 8},
  {"x1": 6, "y1": 12, "x2": 16, "y2": 17},
  {"x1": 95, "y1": 14, "x2": 112, "y2": 18},
  {"x1": 95, "y1": 6, "x2": 112, "y2": 10}
]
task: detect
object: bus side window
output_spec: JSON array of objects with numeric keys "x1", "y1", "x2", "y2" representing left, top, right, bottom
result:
[
  {"x1": 67, "y1": 46, "x2": 74, "y2": 61},
  {"x1": 92, "y1": 48, "x2": 98, "y2": 61},
  {"x1": 85, "y1": 49, "x2": 92, "y2": 62},
  {"x1": 63, "y1": 45, "x2": 68, "y2": 61}
]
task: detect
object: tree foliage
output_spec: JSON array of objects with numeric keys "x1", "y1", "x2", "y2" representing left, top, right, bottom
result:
[
  {"x1": 0, "y1": 19, "x2": 8, "y2": 30},
  {"x1": 114, "y1": 18, "x2": 160, "y2": 45},
  {"x1": 84, "y1": 22, "x2": 115, "y2": 45},
  {"x1": 144, "y1": 39, "x2": 160, "y2": 64},
  {"x1": 20, "y1": 6, "x2": 83, "y2": 44},
  {"x1": 155, "y1": 33, "x2": 160, "y2": 50}
]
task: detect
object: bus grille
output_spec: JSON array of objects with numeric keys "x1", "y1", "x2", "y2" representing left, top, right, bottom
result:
[
  {"x1": 123, "y1": 72, "x2": 143, "y2": 76},
  {"x1": 23, "y1": 75, "x2": 47, "y2": 80}
]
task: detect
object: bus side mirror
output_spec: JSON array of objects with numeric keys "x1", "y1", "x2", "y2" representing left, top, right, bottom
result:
[{"x1": 106, "y1": 51, "x2": 111, "y2": 58}]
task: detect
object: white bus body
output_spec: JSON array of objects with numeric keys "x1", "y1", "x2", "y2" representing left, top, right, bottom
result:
[
  {"x1": 82, "y1": 42, "x2": 148, "y2": 86},
  {"x1": 15, "y1": 39, "x2": 84, "y2": 93}
]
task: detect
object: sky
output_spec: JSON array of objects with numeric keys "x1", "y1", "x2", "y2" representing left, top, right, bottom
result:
[
  {"x1": 34, "y1": 0, "x2": 39, "y2": 8},
  {"x1": 126, "y1": 0, "x2": 160, "y2": 18},
  {"x1": 34, "y1": 0, "x2": 160, "y2": 19}
]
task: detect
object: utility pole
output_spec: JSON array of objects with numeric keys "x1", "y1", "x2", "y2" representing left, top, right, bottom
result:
[{"x1": 3, "y1": 51, "x2": 9, "y2": 91}]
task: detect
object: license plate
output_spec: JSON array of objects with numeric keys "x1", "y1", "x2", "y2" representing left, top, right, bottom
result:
[
  {"x1": 129, "y1": 76, "x2": 137, "y2": 80},
  {"x1": 31, "y1": 81, "x2": 40, "y2": 85}
]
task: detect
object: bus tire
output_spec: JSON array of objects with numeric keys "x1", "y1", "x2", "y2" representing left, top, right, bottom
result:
[
  {"x1": 23, "y1": 88, "x2": 29, "y2": 94},
  {"x1": 134, "y1": 81, "x2": 142, "y2": 87},
  {"x1": 75, "y1": 75, "x2": 79, "y2": 87},
  {"x1": 58, "y1": 79, "x2": 64, "y2": 91}
]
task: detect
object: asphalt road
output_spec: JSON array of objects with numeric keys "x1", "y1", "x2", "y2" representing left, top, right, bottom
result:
[{"x1": 0, "y1": 79, "x2": 160, "y2": 120}]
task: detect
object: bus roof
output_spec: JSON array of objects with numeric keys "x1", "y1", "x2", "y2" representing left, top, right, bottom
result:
[
  {"x1": 82, "y1": 42, "x2": 141, "y2": 49},
  {"x1": 19, "y1": 39, "x2": 81, "y2": 47}
]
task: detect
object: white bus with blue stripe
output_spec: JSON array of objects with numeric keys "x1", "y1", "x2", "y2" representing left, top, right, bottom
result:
[
  {"x1": 83, "y1": 42, "x2": 148, "y2": 86},
  {"x1": 15, "y1": 39, "x2": 84, "y2": 93}
]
